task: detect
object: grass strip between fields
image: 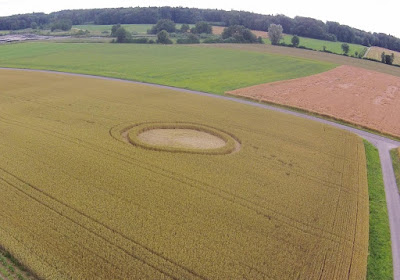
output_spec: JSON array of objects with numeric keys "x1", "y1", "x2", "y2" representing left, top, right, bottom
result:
[
  {"x1": 0, "y1": 246, "x2": 36, "y2": 280},
  {"x1": 390, "y1": 149, "x2": 400, "y2": 192},
  {"x1": 364, "y1": 140, "x2": 393, "y2": 279}
]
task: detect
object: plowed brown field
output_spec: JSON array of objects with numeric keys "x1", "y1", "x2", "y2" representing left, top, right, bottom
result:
[{"x1": 228, "y1": 65, "x2": 400, "y2": 138}]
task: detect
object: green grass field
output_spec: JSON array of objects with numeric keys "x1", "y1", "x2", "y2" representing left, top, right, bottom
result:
[
  {"x1": 390, "y1": 149, "x2": 400, "y2": 191},
  {"x1": 0, "y1": 42, "x2": 335, "y2": 94},
  {"x1": 281, "y1": 35, "x2": 366, "y2": 56},
  {"x1": 263, "y1": 35, "x2": 366, "y2": 57},
  {"x1": 364, "y1": 141, "x2": 393, "y2": 279},
  {"x1": 210, "y1": 43, "x2": 400, "y2": 77}
]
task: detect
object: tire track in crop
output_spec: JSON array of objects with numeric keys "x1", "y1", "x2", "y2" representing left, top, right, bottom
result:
[
  {"x1": 0, "y1": 177, "x2": 188, "y2": 279},
  {"x1": 0, "y1": 167, "x2": 204, "y2": 280},
  {"x1": 346, "y1": 144, "x2": 362, "y2": 279},
  {"x1": 115, "y1": 122, "x2": 358, "y2": 196},
  {"x1": 0, "y1": 113, "x2": 354, "y2": 245},
  {"x1": 0, "y1": 109, "x2": 366, "y2": 257},
  {"x1": 330, "y1": 136, "x2": 349, "y2": 232},
  {"x1": 1, "y1": 139, "x2": 346, "y2": 279},
  {"x1": 0, "y1": 114, "x2": 349, "y2": 247},
  {"x1": 0, "y1": 175, "x2": 157, "y2": 279},
  {"x1": 0, "y1": 194, "x2": 106, "y2": 280}
]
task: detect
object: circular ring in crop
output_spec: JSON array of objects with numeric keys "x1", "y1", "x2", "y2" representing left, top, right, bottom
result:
[{"x1": 113, "y1": 122, "x2": 241, "y2": 155}]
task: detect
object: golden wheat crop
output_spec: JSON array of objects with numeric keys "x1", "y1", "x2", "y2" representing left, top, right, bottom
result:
[
  {"x1": 0, "y1": 69, "x2": 369, "y2": 279},
  {"x1": 366, "y1": 47, "x2": 400, "y2": 65}
]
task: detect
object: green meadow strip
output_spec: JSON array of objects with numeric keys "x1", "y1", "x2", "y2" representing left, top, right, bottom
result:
[{"x1": 364, "y1": 140, "x2": 393, "y2": 279}]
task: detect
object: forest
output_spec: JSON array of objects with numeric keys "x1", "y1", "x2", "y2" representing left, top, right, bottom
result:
[{"x1": 1, "y1": 6, "x2": 399, "y2": 51}]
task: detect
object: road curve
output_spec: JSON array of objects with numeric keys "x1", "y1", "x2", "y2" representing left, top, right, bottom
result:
[{"x1": 1, "y1": 67, "x2": 400, "y2": 279}]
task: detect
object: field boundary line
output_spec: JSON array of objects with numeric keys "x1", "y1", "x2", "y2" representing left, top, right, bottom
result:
[{"x1": 363, "y1": 47, "x2": 371, "y2": 58}]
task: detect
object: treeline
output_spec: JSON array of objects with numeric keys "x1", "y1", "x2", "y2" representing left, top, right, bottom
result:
[
  {"x1": 1, "y1": 6, "x2": 400, "y2": 51},
  {"x1": 112, "y1": 20, "x2": 262, "y2": 45}
]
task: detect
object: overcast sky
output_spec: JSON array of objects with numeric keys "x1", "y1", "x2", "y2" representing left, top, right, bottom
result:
[{"x1": 1, "y1": 0, "x2": 399, "y2": 37}]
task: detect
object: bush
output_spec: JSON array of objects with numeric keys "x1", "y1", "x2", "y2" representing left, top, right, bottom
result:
[
  {"x1": 50, "y1": 19, "x2": 72, "y2": 31},
  {"x1": 321, "y1": 48, "x2": 333, "y2": 54},
  {"x1": 341, "y1": 43, "x2": 350, "y2": 54},
  {"x1": 130, "y1": 38, "x2": 150, "y2": 44},
  {"x1": 191, "y1": 22, "x2": 212, "y2": 34},
  {"x1": 157, "y1": 30, "x2": 173, "y2": 44},
  {"x1": 291, "y1": 35, "x2": 300, "y2": 47},
  {"x1": 30, "y1": 22, "x2": 38, "y2": 29},
  {"x1": 149, "y1": 19, "x2": 176, "y2": 34},
  {"x1": 297, "y1": 45, "x2": 313, "y2": 50},
  {"x1": 381, "y1": 52, "x2": 395, "y2": 65},
  {"x1": 177, "y1": 34, "x2": 200, "y2": 44},
  {"x1": 180, "y1": 24, "x2": 190, "y2": 33},
  {"x1": 115, "y1": 27, "x2": 131, "y2": 43},
  {"x1": 74, "y1": 29, "x2": 90, "y2": 36},
  {"x1": 203, "y1": 37, "x2": 223, "y2": 43},
  {"x1": 111, "y1": 24, "x2": 121, "y2": 37},
  {"x1": 221, "y1": 25, "x2": 258, "y2": 43}
]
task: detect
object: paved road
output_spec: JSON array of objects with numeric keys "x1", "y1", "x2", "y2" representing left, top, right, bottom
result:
[{"x1": 1, "y1": 67, "x2": 400, "y2": 278}]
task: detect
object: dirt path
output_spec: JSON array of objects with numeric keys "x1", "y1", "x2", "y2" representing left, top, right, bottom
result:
[
  {"x1": 1, "y1": 67, "x2": 399, "y2": 279},
  {"x1": 363, "y1": 47, "x2": 371, "y2": 58}
]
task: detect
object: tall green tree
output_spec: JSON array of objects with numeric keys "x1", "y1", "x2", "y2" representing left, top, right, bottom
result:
[
  {"x1": 191, "y1": 21, "x2": 212, "y2": 34},
  {"x1": 291, "y1": 35, "x2": 300, "y2": 47},
  {"x1": 149, "y1": 19, "x2": 176, "y2": 34},
  {"x1": 157, "y1": 30, "x2": 173, "y2": 44},
  {"x1": 268, "y1": 24, "x2": 283, "y2": 45},
  {"x1": 221, "y1": 25, "x2": 258, "y2": 43},
  {"x1": 115, "y1": 27, "x2": 131, "y2": 43},
  {"x1": 381, "y1": 52, "x2": 395, "y2": 65},
  {"x1": 341, "y1": 43, "x2": 350, "y2": 55},
  {"x1": 50, "y1": 19, "x2": 72, "y2": 31},
  {"x1": 111, "y1": 24, "x2": 121, "y2": 37},
  {"x1": 180, "y1": 24, "x2": 190, "y2": 33}
]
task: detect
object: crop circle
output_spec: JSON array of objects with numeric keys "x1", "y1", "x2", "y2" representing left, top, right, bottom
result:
[{"x1": 114, "y1": 122, "x2": 240, "y2": 155}]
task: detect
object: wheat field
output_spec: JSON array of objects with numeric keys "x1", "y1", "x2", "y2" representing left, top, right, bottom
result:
[{"x1": 0, "y1": 69, "x2": 368, "y2": 279}]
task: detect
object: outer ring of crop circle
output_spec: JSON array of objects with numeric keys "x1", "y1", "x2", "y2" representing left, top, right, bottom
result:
[{"x1": 118, "y1": 122, "x2": 240, "y2": 155}]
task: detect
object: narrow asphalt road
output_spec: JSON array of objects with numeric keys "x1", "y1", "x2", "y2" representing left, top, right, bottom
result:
[{"x1": 1, "y1": 67, "x2": 400, "y2": 279}]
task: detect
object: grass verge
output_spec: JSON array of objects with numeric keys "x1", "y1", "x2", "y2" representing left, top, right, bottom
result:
[
  {"x1": 364, "y1": 140, "x2": 393, "y2": 279},
  {"x1": 390, "y1": 148, "x2": 400, "y2": 192},
  {"x1": 0, "y1": 247, "x2": 37, "y2": 280}
]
